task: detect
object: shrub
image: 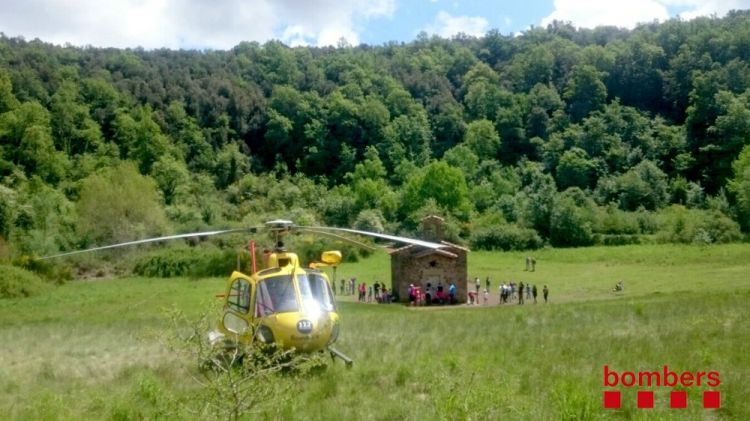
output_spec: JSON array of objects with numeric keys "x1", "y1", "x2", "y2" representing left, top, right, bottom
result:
[
  {"x1": 597, "y1": 234, "x2": 642, "y2": 246},
  {"x1": 656, "y1": 206, "x2": 742, "y2": 244},
  {"x1": 293, "y1": 237, "x2": 368, "y2": 264},
  {"x1": 470, "y1": 224, "x2": 543, "y2": 251},
  {"x1": 550, "y1": 194, "x2": 595, "y2": 247},
  {"x1": 0, "y1": 264, "x2": 47, "y2": 298},
  {"x1": 133, "y1": 246, "x2": 249, "y2": 278}
]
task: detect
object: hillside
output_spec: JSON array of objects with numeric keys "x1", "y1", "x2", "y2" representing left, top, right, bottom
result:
[{"x1": 2, "y1": 12, "x2": 750, "y2": 261}]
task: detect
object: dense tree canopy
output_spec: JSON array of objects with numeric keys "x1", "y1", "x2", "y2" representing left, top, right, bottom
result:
[{"x1": 2, "y1": 11, "x2": 750, "y2": 258}]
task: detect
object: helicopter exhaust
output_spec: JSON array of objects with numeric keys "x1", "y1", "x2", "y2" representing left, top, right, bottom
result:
[{"x1": 328, "y1": 346, "x2": 353, "y2": 368}]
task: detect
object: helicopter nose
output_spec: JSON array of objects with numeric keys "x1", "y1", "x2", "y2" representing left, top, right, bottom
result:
[{"x1": 296, "y1": 319, "x2": 313, "y2": 334}]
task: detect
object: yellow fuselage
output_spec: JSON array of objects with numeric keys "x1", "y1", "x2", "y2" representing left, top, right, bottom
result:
[{"x1": 216, "y1": 252, "x2": 339, "y2": 353}]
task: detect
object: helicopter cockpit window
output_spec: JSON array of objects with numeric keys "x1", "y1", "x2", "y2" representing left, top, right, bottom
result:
[
  {"x1": 297, "y1": 273, "x2": 336, "y2": 314},
  {"x1": 228, "y1": 278, "x2": 251, "y2": 314},
  {"x1": 255, "y1": 275, "x2": 298, "y2": 316}
]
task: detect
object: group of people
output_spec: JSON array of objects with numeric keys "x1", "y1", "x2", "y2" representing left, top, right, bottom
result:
[
  {"x1": 408, "y1": 282, "x2": 458, "y2": 306},
  {"x1": 338, "y1": 278, "x2": 394, "y2": 304},
  {"x1": 498, "y1": 281, "x2": 549, "y2": 304},
  {"x1": 469, "y1": 276, "x2": 550, "y2": 305}
]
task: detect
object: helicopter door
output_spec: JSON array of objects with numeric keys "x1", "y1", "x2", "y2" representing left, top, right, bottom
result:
[{"x1": 223, "y1": 277, "x2": 252, "y2": 335}]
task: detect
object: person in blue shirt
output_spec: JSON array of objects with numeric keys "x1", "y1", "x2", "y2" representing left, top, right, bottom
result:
[{"x1": 448, "y1": 282, "x2": 457, "y2": 304}]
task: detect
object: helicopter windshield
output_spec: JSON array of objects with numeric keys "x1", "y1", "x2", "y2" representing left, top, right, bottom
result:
[
  {"x1": 255, "y1": 275, "x2": 299, "y2": 316},
  {"x1": 297, "y1": 273, "x2": 336, "y2": 315}
]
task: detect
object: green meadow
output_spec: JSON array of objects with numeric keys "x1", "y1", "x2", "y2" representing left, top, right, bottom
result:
[{"x1": 1, "y1": 244, "x2": 749, "y2": 420}]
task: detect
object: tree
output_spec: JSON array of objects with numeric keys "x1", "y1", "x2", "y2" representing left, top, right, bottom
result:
[
  {"x1": 609, "y1": 39, "x2": 666, "y2": 112},
  {"x1": 507, "y1": 44, "x2": 555, "y2": 92},
  {"x1": 347, "y1": 147, "x2": 397, "y2": 218},
  {"x1": 730, "y1": 145, "x2": 750, "y2": 231},
  {"x1": 401, "y1": 161, "x2": 472, "y2": 220},
  {"x1": 151, "y1": 155, "x2": 190, "y2": 206},
  {"x1": 383, "y1": 112, "x2": 432, "y2": 164},
  {"x1": 214, "y1": 142, "x2": 251, "y2": 189},
  {"x1": 443, "y1": 144, "x2": 480, "y2": 181},
  {"x1": 550, "y1": 189, "x2": 595, "y2": 247},
  {"x1": 703, "y1": 91, "x2": 750, "y2": 191},
  {"x1": 556, "y1": 147, "x2": 597, "y2": 190},
  {"x1": 165, "y1": 101, "x2": 215, "y2": 172},
  {"x1": 50, "y1": 81, "x2": 103, "y2": 156},
  {"x1": 519, "y1": 161, "x2": 557, "y2": 238},
  {"x1": 76, "y1": 162, "x2": 168, "y2": 245},
  {"x1": 564, "y1": 65, "x2": 607, "y2": 122},
  {"x1": 132, "y1": 106, "x2": 172, "y2": 174},
  {"x1": 615, "y1": 160, "x2": 669, "y2": 211},
  {"x1": 0, "y1": 101, "x2": 67, "y2": 183},
  {"x1": 464, "y1": 119, "x2": 500, "y2": 159},
  {"x1": 0, "y1": 69, "x2": 19, "y2": 114},
  {"x1": 12, "y1": 178, "x2": 76, "y2": 255}
]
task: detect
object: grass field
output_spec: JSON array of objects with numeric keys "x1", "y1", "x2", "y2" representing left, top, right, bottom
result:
[{"x1": 1, "y1": 244, "x2": 749, "y2": 420}]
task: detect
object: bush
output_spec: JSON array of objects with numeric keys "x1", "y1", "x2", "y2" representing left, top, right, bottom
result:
[
  {"x1": 470, "y1": 224, "x2": 543, "y2": 251},
  {"x1": 0, "y1": 264, "x2": 47, "y2": 298},
  {"x1": 597, "y1": 234, "x2": 642, "y2": 246},
  {"x1": 293, "y1": 237, "x2": 369, "y2": 264},
  {"x1": 550, "y1": 194, "x2": 595, "y2": 247},
  {"x1": 133, "y1": 246, "x2": 249, "y2": 278},
  {"x1": 656, "y1": 206, "x2": 742, "y2": 245}
]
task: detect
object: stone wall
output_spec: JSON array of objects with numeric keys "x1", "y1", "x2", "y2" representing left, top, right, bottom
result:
[{"x1": 390, "y1": 245, "x2": 467, "y2": 304}]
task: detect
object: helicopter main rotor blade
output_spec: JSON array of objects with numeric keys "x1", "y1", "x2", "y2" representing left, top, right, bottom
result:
[
  {"x1": 298, "y1": 226, "x2": 444, "y2": 250},
  {"x1": 297, "y1": 228, "x2": 377, "y2": 251},
  {"x1": 39, "y1": 228, "x2": 258, "y2": 260}
]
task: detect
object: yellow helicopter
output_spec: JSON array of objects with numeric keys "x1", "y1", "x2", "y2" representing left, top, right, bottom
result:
[{"x1": 41, "y1": 219, "x2": 445, "y2": 366}]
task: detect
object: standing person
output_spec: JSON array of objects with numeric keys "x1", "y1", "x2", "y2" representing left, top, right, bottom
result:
[
  {"x1": 483, "y1": 289, "x2": 489, "y2": 305},
  {"x1": 530, "y1": 257, "x2": 536, "y2": 272},
  {"x1": 474, "y1": 277, "x2": 480, "y2": 296},
  {"x1": 525, "y1": 256, "x2": 530, "y2": 271},
  {"x1": 374, "y1": 281, "x2": 380, "y2": 301},
  {"x1": 526, "y1": 284, "x2": 532, "y2": 300},
  {"x1": 518, "y1": 282, "x2": 525, "y2": 304},
  {"x1": 485, "y1": 276, "x2": 491, "y2": 291},
  {"x1": 532, "y1": 284, "x2": 538, "y2": 304},
  {"x1": 448, "y1": 282, "x2": 457, "y2": 304},
  {"x1": 543, "y1": 285, "x2": 549, "y2": 303}
]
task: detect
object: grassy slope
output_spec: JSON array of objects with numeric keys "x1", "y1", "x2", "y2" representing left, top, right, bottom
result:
[{"x1": 0, "y1": 244, "x2": 748, "y2": 420}]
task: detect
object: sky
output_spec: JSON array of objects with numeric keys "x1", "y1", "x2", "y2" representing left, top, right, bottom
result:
[{"x1": 0, "y1": 0, "x2": 749, "y2": 50}]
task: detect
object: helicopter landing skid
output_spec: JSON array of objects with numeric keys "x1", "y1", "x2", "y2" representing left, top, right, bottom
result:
[{"x1": 328, "y1": 347, "x2": 353, "y2": 368}]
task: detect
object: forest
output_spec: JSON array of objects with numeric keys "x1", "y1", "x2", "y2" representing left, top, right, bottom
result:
[{"x1": 2, "y1": 10, "x2": 750, "y2": 267}]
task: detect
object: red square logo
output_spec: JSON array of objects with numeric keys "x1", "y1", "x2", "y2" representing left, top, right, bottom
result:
[
  {"x1": 704, "y1": 391, "x2": 721, "y2": 409},
  {"x1": 670, "y1": 391, "x2": 687, "y2": 409},
  {"x1": 637, "y1": 391, "x2": 654, "y2": 409},
  {"x1": 603, "y1": 391, "x2": 621, "y2": 409}
]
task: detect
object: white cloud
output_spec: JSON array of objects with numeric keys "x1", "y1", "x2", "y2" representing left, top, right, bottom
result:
[
  {"x1": 667, "y1": 0, "x2": 750, "y2": 20},
  {"x1": 424, "y1": 11, "x2": 489, "y2": 38},
  {"x1": 541, "y1": 0, "x2": 669, "y2": 29},
  {"x1": 0, "y1": 0, "x2": 396, "y2": 49},
  {"x1": 541, "y1": 0, "x2": 750, "y2": 29}
]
